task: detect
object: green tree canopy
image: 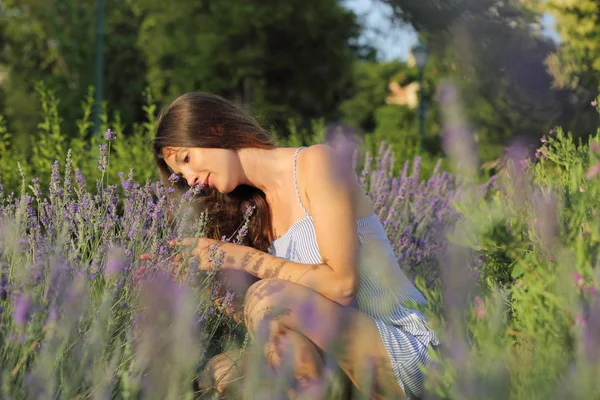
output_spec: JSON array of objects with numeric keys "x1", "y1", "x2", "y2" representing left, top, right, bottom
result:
[
  {"x1": 0, "y1": 0, "x2": 147, "y2": 143},
  {"x1": 376, "y1": 0, "x2": 584, "y2": 153},
  {"x1": 131, "y1": 0, "x2": 364, "y2": 126},
  {"x1": 528, "y1": 0, "x2": 600, "y2": 97},
  {"x1": 0, "y1": 0, "x2": 367, "y2": 141}
]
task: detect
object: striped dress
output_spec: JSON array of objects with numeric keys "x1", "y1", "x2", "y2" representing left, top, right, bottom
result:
[{"x1": 268, "y1": 147, "x2": 440, "y2": 399}]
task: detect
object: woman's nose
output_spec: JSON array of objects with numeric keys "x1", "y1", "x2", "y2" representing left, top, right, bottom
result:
[{"x1": 186, "y1": 176, "x2": 199, "y2": 186}]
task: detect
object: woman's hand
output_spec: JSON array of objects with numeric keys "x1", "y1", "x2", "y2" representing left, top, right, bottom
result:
[
  {"x1": 138, "y1": 237, "x2": 223, "y2": 278},
  {"x1": 168, "y1": 237, "x2": 222, "y2": 271}
]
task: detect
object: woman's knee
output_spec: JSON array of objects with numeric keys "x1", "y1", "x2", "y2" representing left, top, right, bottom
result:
[
  {"x1": 243, "y1": 278, "x2": 289, "y2": 331},
  {"x1": 199, "y1": 350, "x2": 245, "y2": 395}
]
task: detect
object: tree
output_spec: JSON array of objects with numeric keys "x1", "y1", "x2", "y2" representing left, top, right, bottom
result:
[
  {"x1": 0, "y1": 0, "x2": 148, "y2": 142},
  {"x1": 1, "y1": 0, "x2": 366, "y2": 141},
  {"x1": 131, "y1": 0, "x2": 363, "y2": 127},
  {"x1": 338, "y1": 60, "x2": 409, "y2": 132},
  {"x1": 527, "y1": 0, "x2": 600, "y2": 97},
  {"x1": 375, "y1": 0, "x2": 585, "y2": 156}
]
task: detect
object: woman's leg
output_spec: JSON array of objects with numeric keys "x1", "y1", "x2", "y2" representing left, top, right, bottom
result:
[
  {"x1": 197, "y1": 349, "x2": 246, "y2": 397},
  {"x1": 243, "y1": 278, "x2": 408, "y2": 400},
  {"x1": 262, "y1": 324, "x2": 328, "y2": 397},
  {"x1": 201, "y1": 271, "x2": 331, "y2": 397}
]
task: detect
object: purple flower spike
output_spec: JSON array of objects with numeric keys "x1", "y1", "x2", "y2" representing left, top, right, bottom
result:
[
  {"x1": 13, "y1": 294, "x2": 31, "y2": 327},
  {"x1": 168, "y1": 173, "x2": 180, "y2": 183},
  {"x1": 104, "y1": 128, "x2": 117, "y2": 141},
  {"x1": 98, "y1": 144, "x2": 108, "y2": 172},
  {"x1": 105, "y1": 246, "x2": 126, "y2": 278}
]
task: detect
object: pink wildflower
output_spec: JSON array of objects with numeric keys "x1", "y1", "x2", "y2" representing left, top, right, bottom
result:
[
  {"x1": 473, "y1": 296, "x2": 487, "y2": 319},
  {"x1": 592, "y1": 100, "x2": 598, "y2": 107},
  {"x1": 585, "y1": 283, "x2": 598, "y2": 295},
  {"x1": 575, "y1": 313, "x2": 586, "y2": 327},
  {"x1": 585, "y1": 163, "x2": 600, "y2": 179},
  {"x1": 519, "y1": 159, "x2": 528, "y2": 170},
  {"x1": 572, "y1": 272, "x2": 585, "y2": 289}
]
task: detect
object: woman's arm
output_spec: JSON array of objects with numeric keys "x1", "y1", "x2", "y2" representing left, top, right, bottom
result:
[{"x1": 217, "y1": 145, "x2": 360, "y2": 306}]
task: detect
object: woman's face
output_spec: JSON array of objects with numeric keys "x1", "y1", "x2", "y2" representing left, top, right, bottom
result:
[{"x1": 162, "y1": 146, "x2": 239, "y2": 193}]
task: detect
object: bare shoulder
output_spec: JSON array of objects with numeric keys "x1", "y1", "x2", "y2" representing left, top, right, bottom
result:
[
  {"x1": 300, "y1": 144, "x2": 354, "y2": 184},
  {"x1": 297, "y1": 144, "x2": 358, "y2": 209},
  {"x1": 300, "y1": 144, "x2": 374, "y2": 219}
]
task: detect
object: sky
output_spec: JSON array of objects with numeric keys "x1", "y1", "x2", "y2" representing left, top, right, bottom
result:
[{"x1": 344, "y1": 0, "x2": 561, "y2": 61}]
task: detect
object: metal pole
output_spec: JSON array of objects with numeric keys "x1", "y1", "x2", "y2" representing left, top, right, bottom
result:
[
  {"x1": 94, "y1": 0, "x2": 104, "y2": 137},
  {"x1": 418, "y1": 67, "x2": 425, "y2": 153}
]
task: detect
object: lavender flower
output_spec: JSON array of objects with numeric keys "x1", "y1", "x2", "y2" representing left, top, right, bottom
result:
[
  {"x1": 168, "y1": 173, "x2": 180, "y2": 184},
  {"x1": 30, "y1": 178, "x2": 42, "y2": 198},
  {"x1": 12, "y1": 294, "x2": 31, "y2": 327},
  {"x1": 104, "y1": 128, "x2": 116, "y2": 141},
  {"x1": 49, "y1": 160, "x2": 63, "y2": 201},
  {"x1": 98, "y1": 144, "x2": 108, "y2": 172},
  {"x1": 105, "y1": 246, "x2": 126, "y2": 278},
  {"x1": 0, "y1": 273, "x2": 8, "y2": 301},
  {"x1": 75, "y1": 168, "x2": 87, "y2": 193}
]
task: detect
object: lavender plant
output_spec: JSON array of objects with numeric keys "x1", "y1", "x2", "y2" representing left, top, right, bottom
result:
[
  {"x1": 0, "y1": 131, "x2": 254, "y2": 398},
  {"x1": 3, "y1": 85, "x2": 600, "y2": 399}
]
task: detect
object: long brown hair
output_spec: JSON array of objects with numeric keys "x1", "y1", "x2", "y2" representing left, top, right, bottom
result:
[{"x1": 153, "y1": 92, "x2": 276, "y2": 251}]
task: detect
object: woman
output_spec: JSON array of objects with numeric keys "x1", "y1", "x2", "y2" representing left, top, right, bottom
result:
[{"x1": 152, "y1": 92, "x2": 439, "y2": 399}]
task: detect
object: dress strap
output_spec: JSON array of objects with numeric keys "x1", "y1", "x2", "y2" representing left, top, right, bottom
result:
[{"x1": 293, "y1": 147, "x2": 310, "y2": 217}]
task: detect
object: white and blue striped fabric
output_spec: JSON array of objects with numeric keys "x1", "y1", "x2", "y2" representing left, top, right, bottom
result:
[{"x1": 268, "y1": 147, "x2": 440, "y2": 399}]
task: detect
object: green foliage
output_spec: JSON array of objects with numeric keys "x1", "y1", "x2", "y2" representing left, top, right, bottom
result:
[
  {"x1": 0, "y1": 85, "x2": 158, "y2": 196},
  {"x1": 3, "y1": 83, "x2": 600, "y2": 398},
  {"x1": 531, "y1": 0, "x2": 600, "y2": 94},
  {"x1": 378, "y1": 0, "x2": 591, "y2": 154},
  {"x1": 338, "y1": 59, "x2": 445, "y2": 177},
  {"x1": 0, "y1": 0, "x2": 148, "y2": 141},
  {"x1": 0, "y1": 0, "x2": 369, "y2": 146},
  {"x1": 420, "y1": 106, "x2": 600, "y2": 398},
  {"x1": 338, "y1": 60, "x2": 408, "y2": 132},
  {"x1": 362, "y1": 104, "x2": 445, "y2": 178},
  {"x1": 130, "y1": 0, "x2": 362, "y2": 126}
]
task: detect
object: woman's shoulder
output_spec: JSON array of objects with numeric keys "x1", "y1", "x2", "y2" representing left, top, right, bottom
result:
[
  {"x1": 299, "y1": 144, "x2": 348, "y2": 174},
  {"x1": 297, "y1": 144, "x2": 358, "y2": 194},
  {"x1": 299, "y1": 144, "x2": 374, "y2": 219}
]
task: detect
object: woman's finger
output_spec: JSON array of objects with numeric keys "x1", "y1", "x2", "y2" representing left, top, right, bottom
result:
[
  {"x1": 170, "y1": 253, "x2": 183, "y2": 265},
  {"x1": 139, "y1": 253, "x2": 151, "y2": 261},
  {"x1": 168, "y1": 238, "x2": 198, "y2": 247}
]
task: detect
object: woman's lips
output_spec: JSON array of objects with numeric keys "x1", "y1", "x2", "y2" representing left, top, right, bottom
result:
[{"x1": 204, "y1": 173, "x2": 211, "y2": 188}]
